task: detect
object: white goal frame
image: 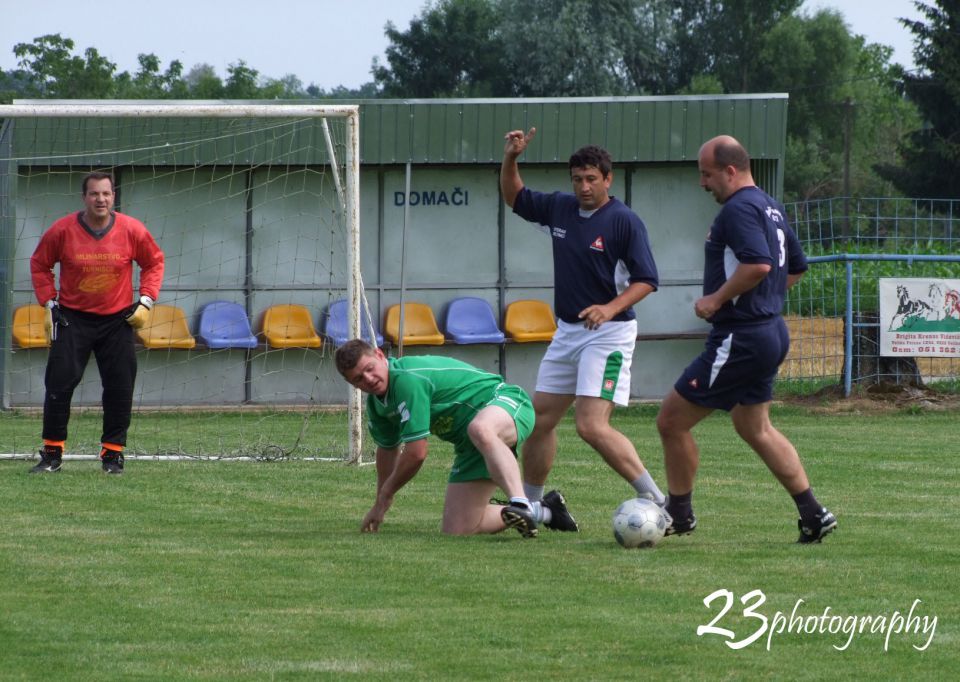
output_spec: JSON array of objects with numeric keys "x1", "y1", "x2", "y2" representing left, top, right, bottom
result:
[{"x1": 1, "y1": 102, "x2": 364, "y2": 461}]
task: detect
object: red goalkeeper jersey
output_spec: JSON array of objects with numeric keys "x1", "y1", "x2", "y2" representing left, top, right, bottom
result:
[{"x1": 31, "y1": 211, "x2": 165, "y2": 315}]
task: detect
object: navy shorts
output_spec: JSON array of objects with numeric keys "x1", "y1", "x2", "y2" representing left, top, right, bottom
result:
[{"x1": 674, "y1": 317, "x2": 789, "y2": 411}]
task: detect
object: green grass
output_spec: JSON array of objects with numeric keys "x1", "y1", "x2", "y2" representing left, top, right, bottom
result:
[{"x1": 1, "y1": 405, "x2": 958, "y2": 680}]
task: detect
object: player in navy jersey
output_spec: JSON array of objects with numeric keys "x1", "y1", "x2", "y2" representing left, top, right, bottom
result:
[
  {"x1": 656, "y1": 135, "x2": 836, "y2": 544},
  {"x1": 501, "y1": 128, "x2": 668, "y2": 517}
]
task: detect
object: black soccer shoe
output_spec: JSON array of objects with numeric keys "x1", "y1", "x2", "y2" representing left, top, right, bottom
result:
[
  {"x1": 664, "y1": 512, "x2": 697, "y2": 537},
  {"x1": 29, "y1": 445, "x2": 63, "y2": 474},
  {"x1": 541, "y1": 490, "x2": 579, "y2": 532},
  {"x1": 100, "y1": 449, "x2": 125, "y2": 475},
  {"x1": 500, "y1": 503, "x2": 539, "y2": 538},
  {"x1": 797, "y1": 508, "x2": 837, "y2": 544}
]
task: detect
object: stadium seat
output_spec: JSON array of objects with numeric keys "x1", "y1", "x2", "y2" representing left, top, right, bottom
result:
[
  {"x1": 384, "y1": 302, "x2": 445, "y2": 346},
  {"x1": 137, "y1": 304, "x2": 197, "y2": 349},
  {"x1": 197, "y1": 301, "x2": 258, "y2": 349},
  {"x1": 504, "y1": 300, "x2": 557, "y2": 342},
  {"x1": 262, "y1": 304, "x2": 322, "y2": 349},
  {"x1": 444, "y1": 297, "x2": 505, "y2": 344},
  {"x1": 322, "y1": 299, "x2": 383, "y2": 347},
  {"x1": 12, "y1": 304, "x2": 50, "y2": 348}
]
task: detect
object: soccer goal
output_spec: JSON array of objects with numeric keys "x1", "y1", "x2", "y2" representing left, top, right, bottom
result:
[{"x1": 0, "y1": 102, "x2": 371, "y2": 462}]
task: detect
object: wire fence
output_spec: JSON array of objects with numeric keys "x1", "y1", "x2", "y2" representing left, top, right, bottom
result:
[{"x1": 783, "y1": 198, "x2": 960, "y2": 394}]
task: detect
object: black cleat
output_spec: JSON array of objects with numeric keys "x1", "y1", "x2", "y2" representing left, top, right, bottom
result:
[
  {"x1": 797, "y1": 508, "x2": 837, "y2": 544},
  {"x1": 664, "y1": 512, "x2": 697, "y2": 537},
  {"x1": 100, "y1": 449, "x2": 125, "y2": 475},
  {"x1": 29, "y1": 445, "x2": 63, "y2": 474},
  {"x1": 541, "y1": 490, "x2": 579, "y2": 532},
  {"x1": 500, "y1": 503, "x2": 538, "y2": 538}
]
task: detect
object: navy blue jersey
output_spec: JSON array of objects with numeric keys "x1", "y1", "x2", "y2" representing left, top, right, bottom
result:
[
  {"x1": 703, "y1": 186, "x2": 807, "y2": 325},
  {"x1": 513, "y1": 188, "x2": 659, "y2": 323}
]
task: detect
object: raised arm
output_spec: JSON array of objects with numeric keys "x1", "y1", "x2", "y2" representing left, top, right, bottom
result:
[{"x1": 500, "y1": 128, "x2": 536, "y2": 208}]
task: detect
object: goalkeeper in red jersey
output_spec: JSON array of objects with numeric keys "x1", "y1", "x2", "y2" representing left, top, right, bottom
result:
[{"x1": 28, "y1": 172, "x2": 165, "y2": 474}]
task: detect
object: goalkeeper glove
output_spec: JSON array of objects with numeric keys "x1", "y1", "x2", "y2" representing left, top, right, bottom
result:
[
  {"x1": 43, "y1": 299, "x2": 59, "y2": 342},
  {"x1": 124, "y1": 295, "x2": 154, "y2": 329}
]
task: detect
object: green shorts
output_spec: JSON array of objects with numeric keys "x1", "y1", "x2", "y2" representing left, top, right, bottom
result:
[{"x1": 448, "y1": 383, "x2": 534, "y2": 483}]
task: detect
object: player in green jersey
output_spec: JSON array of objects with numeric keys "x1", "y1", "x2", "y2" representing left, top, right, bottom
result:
[{"x1": 335, "y1": 339, "x2": 578, "y2": 537}]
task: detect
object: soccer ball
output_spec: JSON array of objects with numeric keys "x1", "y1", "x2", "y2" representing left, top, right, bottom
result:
[{"x1": 612, "y1": 497, "x2": 668, "y2": 548}]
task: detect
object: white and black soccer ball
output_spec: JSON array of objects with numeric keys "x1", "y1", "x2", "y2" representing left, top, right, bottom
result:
[{"x1": 612, "y1": 497, "x2": 668, "y2": 548}]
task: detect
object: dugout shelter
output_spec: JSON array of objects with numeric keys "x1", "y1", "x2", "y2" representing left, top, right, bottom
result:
[{"x1": 0, "y1": 95, "x2": 789, "y2": 410}]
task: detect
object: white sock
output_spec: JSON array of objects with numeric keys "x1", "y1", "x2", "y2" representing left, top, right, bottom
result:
[
  {"x1": 509, "y1": 496, "x2": 531, "y2": 509},
  {"x1": 523, "y1": 483, "x2": 545, "y2": 502},
  {"x1": 631, "y1": 471, "x2": 666, "y2": 505},
  {"x1": 524, "y1": 500, "x2": 551, "y2": 524}
]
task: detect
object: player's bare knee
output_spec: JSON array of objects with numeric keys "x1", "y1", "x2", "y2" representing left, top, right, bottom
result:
[
  {"x1": 466, "y1": 418, "x2": 497, "y2": 450},
  {"x1": 656, "y1": 409, "x2": 685, "y2": 439},
  {"x1": 575, "y1": 416, "x2": 608, "y2": 445},
  {"x1": 441, "y1": 517, "x2": 479, "y2": 535}
]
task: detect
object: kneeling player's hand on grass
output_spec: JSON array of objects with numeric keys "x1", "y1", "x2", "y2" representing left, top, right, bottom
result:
[
  {"x1": 361, "y1": 496, "x2": 392, "y2": 532},
  {"x1": 124, "y1": 295, "x2": 154, "y2": 329},
  {"x1": 361, "y1": 507, "x2": 384, "y2": 533}
]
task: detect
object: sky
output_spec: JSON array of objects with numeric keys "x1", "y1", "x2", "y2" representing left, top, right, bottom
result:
[{"x1": 0, "y1": 0, "x2": 925, "y2": 91}]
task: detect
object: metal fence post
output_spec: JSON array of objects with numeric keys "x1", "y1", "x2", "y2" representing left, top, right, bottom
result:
[{"x1": 844, "y1": 259, "x2": 854, "y2": 397}]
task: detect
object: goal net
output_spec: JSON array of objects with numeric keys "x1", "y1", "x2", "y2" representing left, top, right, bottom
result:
[{"x1": 0, "y1": 102, "x2": 368, "y2": 461}]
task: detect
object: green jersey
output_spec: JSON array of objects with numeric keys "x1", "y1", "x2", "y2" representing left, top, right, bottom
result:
[{"x1": 366, "y1": 355, "x2": 508, "y2": 449}]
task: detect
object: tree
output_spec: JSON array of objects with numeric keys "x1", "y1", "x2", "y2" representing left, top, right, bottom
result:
[
  {"x1": 373, "y1": 0, "x2": 511, "y2": 97},
  {"x1": 115, "y1": 54, "x2": 188, "y2": 98},
  {"x1": 876, "y1": 0, "x2": 960, "y2": 198},
  {"x1": 0, "y1": 69, "x2": 32, "y2": 104},
  {"x1": 498, "y1": 0, "x2": 676, "y2": 96},
  {"x1": 224, "y1": 60, "x2": 261, "y2": 99},
  {"x1": 185, "y1": 63, "x2": 224, "y2": 99},
  {"x1": 665, "y1": 0, "x2": 802, "y2": 93},
  {"x1": 13, "y1": 34, "x2": 117, "y2": 98},
  {"x1": 748, "y1": 9, "x2": 918, "y2": 200}
]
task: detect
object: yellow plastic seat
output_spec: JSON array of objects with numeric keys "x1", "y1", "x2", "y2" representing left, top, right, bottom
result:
[
  {"x1": 504, "y1": 300, "x2": 557, "y2": 343},
  {"x1": 12, "y1": 304, "x2": 50, "y2": 348},
  {"x1": 262, "y1": 304, "x2": 322, "y2": 349},
  {"x1": 384, "y1": 303, "x2": 445, "y2": 346},
  {"x1": 136, "y1": 304, "x2": 197, "y2": 349}
]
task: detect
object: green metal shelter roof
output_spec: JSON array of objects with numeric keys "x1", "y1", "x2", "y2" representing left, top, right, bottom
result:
[
  {"x1": 359, "y1": 94, "x2": 788, "y2": 164},
  {"x1": 4, "y1": 95, "x2": 788, "y2": 167}
]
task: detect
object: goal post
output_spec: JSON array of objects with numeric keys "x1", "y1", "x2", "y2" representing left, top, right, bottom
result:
[{"x1": 0, "y1": 102, "x2": 366, "y2": 462}]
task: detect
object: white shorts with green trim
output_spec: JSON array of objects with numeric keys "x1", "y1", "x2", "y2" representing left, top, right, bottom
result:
[{"x1": 535, "y1": 319, "x2": 637, "y2": 405}]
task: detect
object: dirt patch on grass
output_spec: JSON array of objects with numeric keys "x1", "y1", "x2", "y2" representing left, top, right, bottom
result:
[{"x1": 783, "y1": 382, "x2": 960, "y2": 413}]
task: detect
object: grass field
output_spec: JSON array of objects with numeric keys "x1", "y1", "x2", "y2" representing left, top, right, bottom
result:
[{"x1": 1, "y1": 405, "x2": 957, "y2": 680}]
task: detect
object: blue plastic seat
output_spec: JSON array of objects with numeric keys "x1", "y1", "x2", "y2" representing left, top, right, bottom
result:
[
  {"x1": 197, "y1": 301, "x2": 258, "y2": 349},
  {"x1": 324, "y1": 299, "x2": 383, "y2": 347},
  {"x1": 444, "y1": 297, "x2": 505, "y2": 344}
]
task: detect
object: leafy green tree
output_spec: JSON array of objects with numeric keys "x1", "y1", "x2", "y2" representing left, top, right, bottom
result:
[
  {"x1": 876, "y1": 0, "x2": 960, "y2": 198},
  {"x1": 263, "y1": 74, "x2": 306, "y2": 99},
  {"x1": 224, "y1": 60, "x2": 261, "y2": 99},
  {"x1": 13, "y1": 34, "x2": 117, "y2": 98},
  {"x1": 0, "y1": 69, "x2": 31, "y2": 103},
  {"x1": 185, "y1": 63, "x2": 224, "y2": 98},
  {"x1": 665, "y1": 0, "x2": 802, "y2": 93},
  {"x1": 750, "y1": 10, "x2": 918, "y2": 200},
  {"x1": 373, "y1": 0, "x2": 511, "y2": 97},
  {"x1": 115, "y1": 54, "x2": 188, "y2": 98},
  {"x1": 498, "y1": 0, "x2": 676, "y2": 96}
]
